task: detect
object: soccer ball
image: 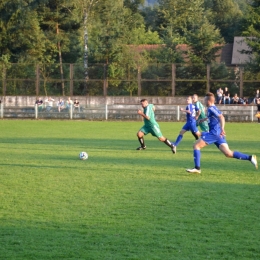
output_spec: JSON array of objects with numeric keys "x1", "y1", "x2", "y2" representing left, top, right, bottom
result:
[{"x1": 79, "y1": 151, "x2": 88, "y2": 160}]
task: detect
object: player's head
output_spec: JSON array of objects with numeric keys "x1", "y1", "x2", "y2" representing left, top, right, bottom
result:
[
  {"x1": 204, "y1": 92, "x2": 215, "y2": 106},
  {"x1": 186, "y1": 96, "x2": 192, "y2": 104},
  {"x1": 192, "y1": 94, "x2": 198, "y2": 103},
  {"x1": 140, "y1": 99, "x2": 148, "y2": 108}
]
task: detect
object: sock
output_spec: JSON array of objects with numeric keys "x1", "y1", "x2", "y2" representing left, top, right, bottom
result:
[
  {"x1": 174, "y1": 135, "x2": 183, "y2": 146},
  {"x1": 233, "y1": 151, "x2": 250, "y2": 160},
  {"x1": 194, "y1": 149, "x2": 201, "y2": 169},
  {"x1": 138, "y1": 137, "x2": 145, "y2": 147},
  {"x1": 164, "y1": 138, "x2": 173, "y2": 148},
  {"x1": 192, "y1": 132, "x2": 199, "y2": 140}
]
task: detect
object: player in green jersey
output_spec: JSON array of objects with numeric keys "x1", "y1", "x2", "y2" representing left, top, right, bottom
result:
[
  {"x1": 136, "y1": 99, "x2": 175, "y2": 153},
  {"x1": 192, "y1": 94, "x2": 209, "y2": 132}
]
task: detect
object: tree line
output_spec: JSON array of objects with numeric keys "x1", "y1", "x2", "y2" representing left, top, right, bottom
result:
[{"x1": 0, "y1": 0, "x2": 259, "y2": 96}]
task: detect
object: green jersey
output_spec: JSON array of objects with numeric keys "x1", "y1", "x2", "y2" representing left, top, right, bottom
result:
[
  {"x1": 140, "y1": 104, "x2": 163, "y2": 138},
  {"x1": 195, "y1": 101, "x2": 209, "y2": 132},
  {"x1": 195, "y1": 101, "x2": 206, "y2": 119},
  {"x1": 143, "y1": 104, "x2": 158, "y2": 127}
]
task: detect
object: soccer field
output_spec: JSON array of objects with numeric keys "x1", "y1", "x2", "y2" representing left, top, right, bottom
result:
[{"x1": 0, "y1": 120, "x2": 259, "y2": 259}]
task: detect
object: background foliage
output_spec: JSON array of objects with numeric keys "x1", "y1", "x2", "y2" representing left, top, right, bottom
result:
[{"x1": 0, "y1": 0, "x2": 259, "y2": 96}]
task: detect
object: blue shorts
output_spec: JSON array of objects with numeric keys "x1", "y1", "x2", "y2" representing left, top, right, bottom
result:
[
  {"x1": 201, "y1": 132, "x2": 227, "y2": 148},
  {"x1": 182, "y1": 121, "x2": 198, "y2": 134}
]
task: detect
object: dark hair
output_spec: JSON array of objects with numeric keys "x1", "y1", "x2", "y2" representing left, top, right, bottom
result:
[{"x1": 140, "y1": 99, "x2": 147, "y2": 102}]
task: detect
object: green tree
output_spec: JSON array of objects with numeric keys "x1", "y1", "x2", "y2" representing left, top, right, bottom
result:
[
  {"x1": 241, "y1": 0, "x2": 260, "y2": 87},
  {"x1": 205, "y1": 0, "x2": 243, "y2": 43}
]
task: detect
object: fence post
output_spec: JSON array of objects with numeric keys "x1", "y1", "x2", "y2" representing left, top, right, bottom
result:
[
  {"x1": 105, "y1": 104, "x2": 108, "y2": 120},
  {"x1": 137, "y1": 66, "x2": 141, "y2": 96},
  {"x1": 35, "y1": 64, "x2": 40, "y2": 96},
  {"x1": 251, "y1": 106, "x2": 254, "y2": 122},
  {"x1": 2, "y1": 68, "x2": 6, "y2": 96},
  {"x1": 35, "y1": 104, "x2": 38, "y2": 119},
  {"x1": 70, "y1": 64, "x2": 73, "y2": 96},
  {"x1": 171, "y1": 64, "x2": 176, "y2": 96},
  {"x1": 70, "y1": 107, "x2": 73, "y2": 119},
  {"x1": 0, "y1": 103, "x2": 3, "y2": 119},
  {"x1": 103, "y1": 64, "x2": 107, "y2": 96},
  {"x1": 177, "y1": 105, "x2": 180, "y2": 121},
  {"x1": 239, "y1": 67, "x2": 243, "y2": 99},
  {"x1": 206, "y1": 64, "x2": 210, "y2": 92}
]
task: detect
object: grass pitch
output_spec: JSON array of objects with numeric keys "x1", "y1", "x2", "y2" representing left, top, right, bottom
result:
[{"x1": 0, "y1": 120, "x2": 259, "y2": 259}]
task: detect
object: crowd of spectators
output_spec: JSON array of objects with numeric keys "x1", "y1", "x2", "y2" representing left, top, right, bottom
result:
[
  {"x1": 215, "y1": 87, "x2": 260, "y2": 105},
  {"x1": 35, "y1": 97, "x2": 81, "y2": 112}
]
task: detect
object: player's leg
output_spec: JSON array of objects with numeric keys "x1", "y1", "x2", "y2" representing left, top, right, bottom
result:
[
  {"x1": 158, "y1": 136, "x2": 175, "y2": 150},
  {"x1": 190, "y1": 122, "x2": 201, "y2": 140},
  {"x1": 186, "y1": 138, "x2": 207, "y2": 173},
  {"x1": 136, "y1": 128, "x2": 147, "y2": 150},
  {"x1": 218, "y1": 143, "x2": 258, "y2": 169},
  {"x1": 172, "y1": 125, "x2": 188, "y2": 147},
  {"x1": 151, "y1": 126, "x2": 175, "y2": 154}
]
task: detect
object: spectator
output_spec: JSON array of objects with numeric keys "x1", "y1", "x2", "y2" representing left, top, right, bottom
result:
[
  {"x1": 66, "y1": 97, "x2": 73, "y2": 110},
  {"x1": 74, "y1": 99, "x2": 80, "y2": 112},
  {"x1": 45, "y1": 97, "x2": 55, "y2": 112},
  {"x1": 232, "y1": 93, "x2": 239, "y2": 104},
  {"x1": 256, "y1": 99, "x2": 260, "y2": 123},
  {"x1": 57, "y1": 98, "x2": 65, "y2": 112},
  {"x1": 240, "y1": 97, "x2": 248, "y2": 105},
  {"x1": 35, "y1": 97, "x2": 43, "y2": 111},
  {"x1": 254, "y1": 89, "x2": 260, "y2": 104},
  {"x1": 223, "y1": 87, "x2": 230, "y2": 105},
  {"x1": 216, "y1": 87, "x2": 223, "y2": 104}
]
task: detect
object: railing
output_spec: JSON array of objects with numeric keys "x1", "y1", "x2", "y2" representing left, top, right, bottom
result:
[{"x1": 0, "y1": 104, "x2": 258, "y2": 122}]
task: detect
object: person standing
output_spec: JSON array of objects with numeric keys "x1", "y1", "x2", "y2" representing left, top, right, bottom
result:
[
  {"x1": 223, "y1": 87, "x2": 230, "y2": 105},
  {"x1": 171, "y1": 96, "x2": 201, "y2": 154},
  {"x1": 66, "y1": 97, "x2": 73, "y2": 110},
  {"x1": 44, "y1": 97, "x2": 55, "y2": 112},
  {"x1": 256, "y1": 98, "x2": 260, "y2": 123},
  {"x1": 136, "y1": 99, "x2": 175, "y2": 153},
  {"x1": 192, "y1": 94, "x2": 209, "y2": 132},
  {"x1": 216, "y1": 87, "x2": 223, "y2": 104},
  {"x1": 57, "y1": 98, "x2": 65, "y2": 112},
  {"x1": 35, "y1": 97, "x2": 43, "y2": 112},
  {"x1": 254, "y1": 89, "x2": 260, "y2": 104},
  {"x1": 186, "y1": 92, "x2": 258, "y2": 173}
]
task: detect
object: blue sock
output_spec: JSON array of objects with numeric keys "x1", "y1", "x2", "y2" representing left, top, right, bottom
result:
[
  {"x1": 233, "y1": 151, "x2": 250, "y2": 160},
  {"x1": 174, "y1": 135, "x2": 183, "y2": 146},
  {"x1": 194, "y1": 149, "x2": 201, "y2": 168}
]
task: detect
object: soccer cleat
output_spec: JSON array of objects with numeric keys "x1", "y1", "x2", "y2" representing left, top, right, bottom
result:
[
  {"x1": 250, "y1": 155, "x2": 258, "y2": 169},
  {"x1": 186, "y1": 168, "x2": 201, "y2": 174},
  {"x1": 171, "y1": 145, "x2": 176, "y2": 154},
  {"x1": 136, "y1": 146, "x2": 146, "y2": 150}
]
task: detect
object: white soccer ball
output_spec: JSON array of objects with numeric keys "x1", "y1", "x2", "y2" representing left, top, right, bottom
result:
[{"x1": 79, "y1": 151, "x2": 88, "y2": 160}]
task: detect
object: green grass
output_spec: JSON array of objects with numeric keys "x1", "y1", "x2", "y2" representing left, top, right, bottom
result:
[{"x1": 0, "y1": 120, "x2": 259, "y2": 259}]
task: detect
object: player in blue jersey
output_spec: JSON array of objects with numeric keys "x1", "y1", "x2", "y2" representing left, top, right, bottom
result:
[
  {"x1": 171, "y1": 96, "x2": 201, "y2": 154},
  {"x1": 186, "y1": 92, "x2": 258, "y2": 173},
  {"x1": 136, "y1": 99, "x2": 175, "y2": 153}
]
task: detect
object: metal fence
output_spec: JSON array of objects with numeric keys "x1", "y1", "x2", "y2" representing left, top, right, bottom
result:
[
  {"x1": 0, "y1": 103, "x2": 258, "y2": 122},
  {"x1": 1, "y1": 63, "x2": 260, "y2": 98}
]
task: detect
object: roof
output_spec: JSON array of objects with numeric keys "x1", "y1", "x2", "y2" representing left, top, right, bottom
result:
[
  {"x1": 231, "y1": 37, "x2": 253, "y2": 65},
  {"x1": 129, "y1": 39, "x2": 253, "y2": 66}
]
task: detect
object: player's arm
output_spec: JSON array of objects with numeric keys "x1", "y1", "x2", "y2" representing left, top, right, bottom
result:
[
  {"x1": 219, "y1": 114, "x2": 226, "y2": 136},
  {"x1": 197, "y1": 117, "x2": 208, "y2": 125},
  {"x1": 137, "y1": 109, "x2": 150, "y2": 120},
  {"x1": 180, "y1": 105, "x2": 191, "y2": 114}
]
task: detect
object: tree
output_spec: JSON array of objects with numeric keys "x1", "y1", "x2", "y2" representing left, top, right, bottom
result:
[
  {"x1": 241, "y1": 0, "x2": 260, "y2": 88},
  {"x1": 37, "y1": 0, "x2": 81, "y2": 95},
  {"x1": 205, "y1": 0, "x2": 243, "y2": 43}
]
